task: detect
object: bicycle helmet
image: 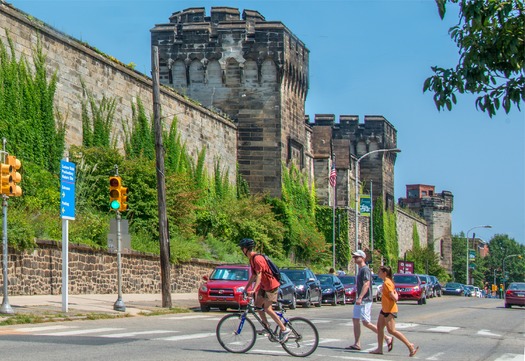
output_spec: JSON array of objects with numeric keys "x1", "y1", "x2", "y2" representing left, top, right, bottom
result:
[{"x1": 238, "y1": 238, "x2": 255, "y2": 249}]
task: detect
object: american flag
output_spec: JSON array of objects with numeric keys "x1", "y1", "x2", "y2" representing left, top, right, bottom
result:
[{"x1": 329, "y1": 162, "x2": 337, "y2": 188}]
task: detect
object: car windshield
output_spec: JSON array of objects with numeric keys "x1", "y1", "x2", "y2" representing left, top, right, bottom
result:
[
  {"x1": 317, "y1": 275, "x2": 333, "y2": 285},
  {"x1": 339, "y1": 276, "x2": 356, "y2": 285},
  {"x1": 210, "y1": 268, "x2": 248, "y2": 281},
  {"x1": 445, "y1": 283, "x2": 462, "y2": 288},
  {"x1": 281, "y1": 270, "x2": 307, "y2": 282},
  {"x1": 509, "y1": 283, "x2": 525, "y2": 290},
  {"x1": 372, "y1": 275, "x2": 384, "y2": 285},
  {"x1": 465, "y1": 285, "x2": 474, "y2": 291},
  {"x1": 393, "y1": 275, "x2": 418, "y2": 284}
]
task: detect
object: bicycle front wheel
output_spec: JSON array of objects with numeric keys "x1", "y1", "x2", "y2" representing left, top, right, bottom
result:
[
  {"x1": 281, "y1": 317, "x2": 319, "y2": 357},
  {"x1": 216, "y1": 313, "x2": 256, "y2": 353}
]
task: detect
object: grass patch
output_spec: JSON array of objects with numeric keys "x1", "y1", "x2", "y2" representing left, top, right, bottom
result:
[{"x1": 139, "y1": 307, "x2": 191, "y2": 316}]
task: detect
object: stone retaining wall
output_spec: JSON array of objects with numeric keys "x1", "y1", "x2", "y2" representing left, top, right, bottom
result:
[{"x1": 2, "y1": 240, "x2": 219, "y2": 296}]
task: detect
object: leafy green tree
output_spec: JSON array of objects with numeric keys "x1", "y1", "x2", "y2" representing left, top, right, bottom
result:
[
  {"x1": 483, "y1": 234, "x2": 525, "y2": 286},
  {"x1": 424, "y1": 0, "x2": 524, "y2": 117}
]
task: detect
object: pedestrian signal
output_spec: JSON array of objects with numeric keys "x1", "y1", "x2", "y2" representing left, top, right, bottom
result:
[{"x1": 7, "y1": 155, "x2": 21, "y2": 196}]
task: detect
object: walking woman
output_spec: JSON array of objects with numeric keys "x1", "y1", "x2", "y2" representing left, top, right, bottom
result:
[{"x1": 369, "y1": 265, "x2": 419, "y2": 357}]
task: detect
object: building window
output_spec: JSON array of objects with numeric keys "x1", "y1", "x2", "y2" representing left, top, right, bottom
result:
[{"x1": 287, "y1": 137, "x2": 304, "y2": 169}]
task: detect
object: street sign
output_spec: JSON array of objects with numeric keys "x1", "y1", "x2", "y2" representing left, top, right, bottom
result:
[
  {"x1": 397, "y1": 260, "x2": 414, "y2": 274},
  {"x1": 60, "y1": 160, "x2": 76, "y2": 220}
]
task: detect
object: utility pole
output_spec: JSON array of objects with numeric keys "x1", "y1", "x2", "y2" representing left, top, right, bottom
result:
[{"x1": 152, "y1": 46, "x2": 172, "y2": 308}]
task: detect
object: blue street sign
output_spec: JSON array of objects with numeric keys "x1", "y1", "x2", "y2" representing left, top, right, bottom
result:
[{"x1": 60, "y1": 160, "x2": 76, "y2": 220}]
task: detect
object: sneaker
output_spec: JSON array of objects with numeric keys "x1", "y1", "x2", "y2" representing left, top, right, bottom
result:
[{"x1": 279, "y1": 327, "x2": 291, "y2": 343}]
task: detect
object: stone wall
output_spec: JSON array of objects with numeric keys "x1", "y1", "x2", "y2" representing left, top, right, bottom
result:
[
  {"x1": 396, "y1": 207, "x2": 428, "y2": 258},
  {"x1": 2, "y1": 240, "x2": 219, "y2": 296},
  {"x1": 0, "y1": 2, "x2": 238, "y2": 183}
]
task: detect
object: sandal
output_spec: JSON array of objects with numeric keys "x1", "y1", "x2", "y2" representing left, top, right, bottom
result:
[
  {"x1": 345, "y1": 345, "x2": 361, "y2": 350},
  {"x1": 387, "y1": 337, "x2": 394, "y2": 352},
  {"x1": 409, "y1": 345, "x2": 419, "y2": 357},
  {"x1": 369, "y1": 349, "x2": 383, "y2": 355}
]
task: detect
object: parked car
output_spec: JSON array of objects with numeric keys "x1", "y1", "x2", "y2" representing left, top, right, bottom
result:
[
  {"x1": 393, "y1": 273, "x2": 426, "y2": 305},
  {"x1": 280, "y1": 267, "x2": 322, "y2": 308},
  {"x1": 416, "y1": 274, "x2": 433, "y2": 299},
  {"x1": 464, "y1": 285, "x2": 476, "y2": 297},
  {"x1": 198, "y1": 264, "x2": 251, "y2": 312},
  {"x1": 429, "y1": 275, "x2": 442, "y2": 297},
  {"x1": 442, "y1": 282, "x2": 465, "y2": 296},
  {"x1": 505, "y1": 282, "x2": 525, "y2": 308},
  {"x1": 474, "y1": 286, "x2": 481, "y2": 298},
  {"x1": 316, "y1": 274, "x2": 346, "y2": 306},
  {"x1": 339, "y1": 275, "x2": 357, "y2": 304},
  {"x1": 372, "y1": 274, "x2": 383, "y2": 301},
  {"x1": 277, "y1": 272, "x2": 297, "y2": 309}
]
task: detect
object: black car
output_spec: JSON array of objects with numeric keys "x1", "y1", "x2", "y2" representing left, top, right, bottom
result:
[
  {"x1": 280, "y1": 267, "x2": 322, "y2": 308},
  {"x1": 442, "y1": 282, "x2": 465, "y2": 296},
  {"x1": 316, "y1": 274, "x2": 346, "y2": 306},
  {"x1": 277, "y1": 272, "x2": 297, "y2": 309}
]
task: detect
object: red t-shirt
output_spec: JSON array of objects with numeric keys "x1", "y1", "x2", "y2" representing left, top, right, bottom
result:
[{"x1": 250, "y1": 254, "x2": 280, "y2": 291}]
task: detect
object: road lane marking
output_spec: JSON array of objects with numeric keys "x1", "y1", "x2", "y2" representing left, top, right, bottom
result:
[
  {"x1": 38, "y1": 327, "x2": 124, "y2": 336},
  {"x1": 160, "y1": 332, "x2": 215, "y2": 341},
  {"x1": 162, "y1": 315, "x2": 213, "y2": 320},
  {"x1": 427, "y1": 351, "x2": 445, "y2": 360},
  {"x1": 427, "y1": 326, "x2": 459, "y2": 333},
  {"x1": 477, "y1": 329, "x2": 501, "y2": 337},
  {"x1": 15, "y1": 325, "x2": 76, "y2": 332},
  {"x1": 493, "y1": 354, "x2": 525, "y2": 361},
  {"x1": 395, "y1": 322, "x2": 419, "y2": 329},
  {"x1": 101, "y1": 330, "x2": 178, "y2": 338}
]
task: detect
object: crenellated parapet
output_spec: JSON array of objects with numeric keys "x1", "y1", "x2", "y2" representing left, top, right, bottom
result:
[
  {"x1": 309, "y1": 114, "x2": 398, "y2": 211},
  {"x1": 151, "y1": 7, "x2": 309, "y2": 106}
]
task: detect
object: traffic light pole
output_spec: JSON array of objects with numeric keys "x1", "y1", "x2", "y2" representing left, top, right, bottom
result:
[
  {"x1": 0, "y1": 195, "x2": 13, "y2": 314},
  {"x1": 113, "y1": 210, "x2": 125, "y2": 311}
]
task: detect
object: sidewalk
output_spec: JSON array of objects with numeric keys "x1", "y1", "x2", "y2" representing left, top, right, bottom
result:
[{"x1": 2, "y1": 293, "x2": 199, "y2": 318}]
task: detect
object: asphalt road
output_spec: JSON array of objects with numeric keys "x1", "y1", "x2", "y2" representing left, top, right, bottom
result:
[{"x1": 0, "y1": 296, "x2": 522, "y2": 361}]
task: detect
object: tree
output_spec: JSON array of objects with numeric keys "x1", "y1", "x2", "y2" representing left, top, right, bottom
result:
[{"x1": 424, "y1": 0, "x2": 525, "y2": 117}]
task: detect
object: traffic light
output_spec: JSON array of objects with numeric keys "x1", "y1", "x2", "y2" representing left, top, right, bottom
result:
[
  {"x1": 7, "y1": 155, "x2": 21, "y2": 196},
  {"x1": 109, "y1": 176, "x2": 128, "y2": 212},
  {"x1": 0, "y1": 160, "x2": 11, "y2": 195},
  {"x1": 109, "y1": 176, "x2": 122, "y2": 210}
]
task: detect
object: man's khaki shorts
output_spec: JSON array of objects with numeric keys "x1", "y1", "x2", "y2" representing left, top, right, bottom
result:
[{"x1": 255, "y1": 287, "x2": 279, "y2": 307}]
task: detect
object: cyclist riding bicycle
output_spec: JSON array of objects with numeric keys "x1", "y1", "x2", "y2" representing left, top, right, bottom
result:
[{"x1": 239, "y1": 238, "x2": 291, "y2": 342}]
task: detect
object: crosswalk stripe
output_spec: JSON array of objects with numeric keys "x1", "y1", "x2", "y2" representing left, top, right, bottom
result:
[
  {"x1": 38, "y1": 328, "x2": 124, "y2": 336},
  {"x1": 477, "y1": 329, "x2": 501, "y2": 337},
  {"x1": 427, "y1": 326, "x2": 460, "y2": 333},
  {"x1": 494, "y1": 354, "x2": 524, "y2": 361},
  {"x1": 101, "y1": 330, "x2": 178, "y2": 338},
  {"x1": 163, "y1": 315, "x2": 212, "y2": 320},
  {"x1": 395, "y1": 322, "x2": 419, "y2": 329},
  {"x1": 15, "y1": 325, "x2": 76, "y2": 332},
  {"x1": 160, "y1": 332, "x2": 215, "y2": 341}
]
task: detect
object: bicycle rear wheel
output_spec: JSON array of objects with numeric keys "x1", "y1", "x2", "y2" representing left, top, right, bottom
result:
[
  {"x1": 216, "y1": 313, "x2": 256, "y2": 353},
  {"x1": 281, "y1": 317, "x2": 319, "y2": 357}
]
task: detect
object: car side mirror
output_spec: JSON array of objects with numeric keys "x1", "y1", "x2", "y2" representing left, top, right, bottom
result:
[{"x1": 203, "y1": 275, "x2": 209, "y2": 281}]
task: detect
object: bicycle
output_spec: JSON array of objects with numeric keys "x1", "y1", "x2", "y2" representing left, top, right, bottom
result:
[{"x1": 216, "y1": 295, "x2": 319, "y2": 357}]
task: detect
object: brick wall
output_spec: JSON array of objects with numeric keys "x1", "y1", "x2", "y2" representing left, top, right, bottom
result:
[{"x1": 3, "y1": 240, "x2": 219, "y2": 296}]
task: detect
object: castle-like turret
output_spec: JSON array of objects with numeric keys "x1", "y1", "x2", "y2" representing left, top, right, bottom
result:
[{"x1": 151, "y1": 7, "x2": 311, "y2": 197}]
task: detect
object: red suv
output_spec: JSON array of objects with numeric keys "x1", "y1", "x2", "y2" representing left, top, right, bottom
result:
[
  {"x1": 198, "y1": 264, "x2": 251, "y2": 312},
  {"x1": 393, "y1": 273, "x2": 426, "y2": 305}
]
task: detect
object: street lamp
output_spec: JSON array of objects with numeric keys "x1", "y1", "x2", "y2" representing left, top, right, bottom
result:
[
  {"x1": 466, "y1": 225, "x2": 492, "y2": 285},
  {"x1": 354, "y1": 148, "x2": 400, "y2": 274}
]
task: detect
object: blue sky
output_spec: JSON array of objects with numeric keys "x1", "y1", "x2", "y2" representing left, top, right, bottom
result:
[{"x1": 9, "y1": 0, "x2": 524, "y2": 244}]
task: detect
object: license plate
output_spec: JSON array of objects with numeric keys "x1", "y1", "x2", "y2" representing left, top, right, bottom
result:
[{"x1": 518, "y1": 294, "x2": 524, "y2": 297}]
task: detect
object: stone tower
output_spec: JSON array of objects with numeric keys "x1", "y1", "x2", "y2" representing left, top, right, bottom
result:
[
  {"x1": 310, "y1": 114, "x2": 398, "y2": 211},
  {"x1": 151, "y1": 7, "x2": 311, "y2": 197},
  {"x1": 398, "y1": 185, "x2": 454, "y2": 272}
]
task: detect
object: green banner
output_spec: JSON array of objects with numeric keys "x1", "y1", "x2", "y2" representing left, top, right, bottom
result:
[{"x1": 359, "y1": 195, "x2": 371, "y2": 216}]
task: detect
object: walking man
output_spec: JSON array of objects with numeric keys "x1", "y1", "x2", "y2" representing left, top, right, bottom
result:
[
  {"x1": 239, "y1": 238, "x2": 291, "y2": 342},
  {"x1": 346, "y1": 250, "x2": 393, "y2": 351}
]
